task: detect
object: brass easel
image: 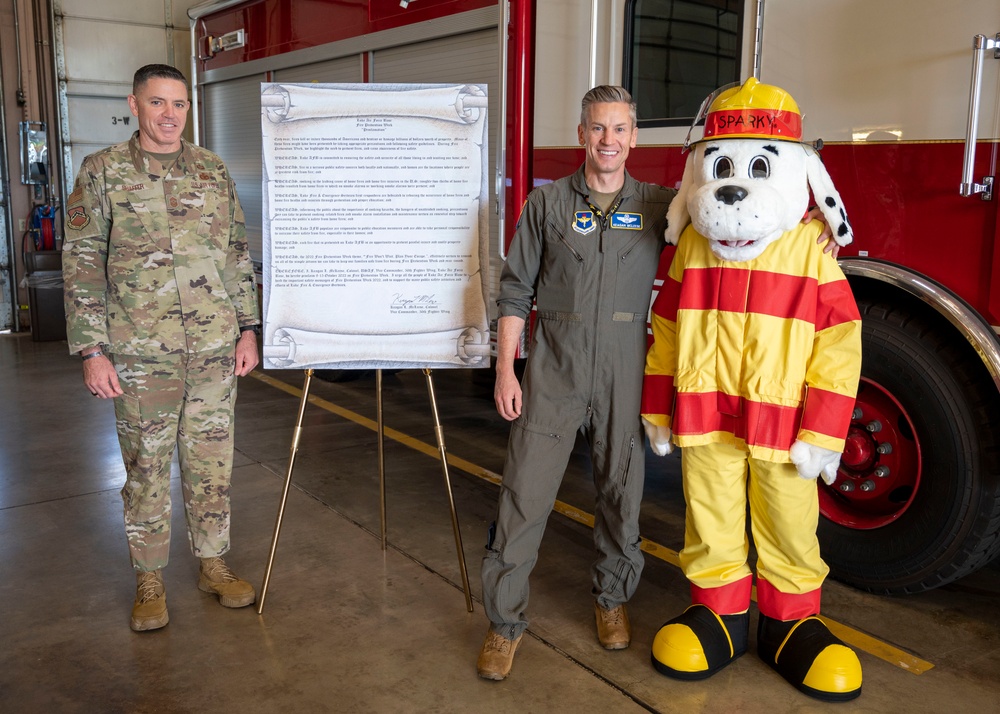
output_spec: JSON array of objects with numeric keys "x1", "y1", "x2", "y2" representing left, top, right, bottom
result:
[
  {"x1": 257, "y1": 368, "x2": 473, "y2": 614},
  {"x1": 257, "y1": 368, "x2": 314, "y2": 614}
]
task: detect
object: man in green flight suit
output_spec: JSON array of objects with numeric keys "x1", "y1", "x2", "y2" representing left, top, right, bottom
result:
[
  {"x1": 477, "y1": 86, "x2": 676, "y2": 679},
  {"x1": 63, "y1": 64, "x2": 261, "y2": 632}
]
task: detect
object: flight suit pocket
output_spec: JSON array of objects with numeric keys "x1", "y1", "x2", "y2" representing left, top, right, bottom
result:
[
  {"x1": 613, "y1": 230, "x2": 660, "y2": 315},
  {"x1": 537, "y1": 222, "x2": 587, "y2": 312},
  {"x1": 617, "y1": 429, "x2": 642, "y2": 489},
  {"x1": 511, "y1": 418, "x2": 565, "y2": 442},
  {"x1": 503, "y1": 418, "x2": 570, "y2": 501}
]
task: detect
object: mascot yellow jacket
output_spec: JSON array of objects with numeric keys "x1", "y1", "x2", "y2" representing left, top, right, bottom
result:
[{"x1": 641, "y1": 220, "x2": 861, "y2": 461}]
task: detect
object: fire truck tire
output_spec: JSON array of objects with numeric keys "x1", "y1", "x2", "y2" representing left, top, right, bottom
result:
[{"x1": 818, "y1": 296, "x2": 1000, "y2": 594}]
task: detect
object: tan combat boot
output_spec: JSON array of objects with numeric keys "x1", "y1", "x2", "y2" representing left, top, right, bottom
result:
[
  {"x1": 131, "y1": 570, "x2": 169, "y2": 632},
  {"x1": 198, "y1": 556, "x2": 256, "y2": 608},
  {"x1": 476, "y1": 628, "x2": 523, "y2": 680},
  {"x1": 595, "y1": 602, "x2": 631, "y2": 649}
]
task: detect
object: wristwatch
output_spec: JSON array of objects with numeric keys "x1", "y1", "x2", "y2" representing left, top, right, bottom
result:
[
  {"x1": 81, "y1": 345, "x2": 105, "y2": 360},
  {"x1": 240, "y1": 325, "x2": 262, "y2": 336}
]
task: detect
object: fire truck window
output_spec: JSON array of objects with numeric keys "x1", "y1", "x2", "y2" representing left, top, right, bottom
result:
[{"x1": 624, "y1": 0, "x2": 742, "y2": 127}]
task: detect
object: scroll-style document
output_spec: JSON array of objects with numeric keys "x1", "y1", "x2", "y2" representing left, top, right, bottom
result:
[{"x1": 260, "y1": 83, "x2": 490, "y2": 370}]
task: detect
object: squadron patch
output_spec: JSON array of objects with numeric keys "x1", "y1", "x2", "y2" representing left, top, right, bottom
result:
[
  {"x1": 513, "y1": 199, "x2": 528, "y2": 231},
  {"x1": 610, "y1": 212, "x2": 643, "y2": 230},
  {"x1": 67, "y1": 205, "x2": 91, "y2": 231},
  {"x1": 573, "y1": 211, "x2": 596, "y2": 235}
]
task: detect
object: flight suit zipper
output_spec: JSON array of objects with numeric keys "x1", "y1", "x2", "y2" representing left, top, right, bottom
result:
[
  {"x1": 590, "y1": 221, "x2": 606, "y2": 408},
  {"x1": 621, "y1": 435, "x2": 634, "y2": 487},
  {"x1": 559, "y1": 234, "x2": 584, "y2": 262},
  {"x1": 584, "y1": 192, "x2": 625, "y2": 416},
  {"x1": 619, "y1": 232, "x2": 646, "y2": 263}
]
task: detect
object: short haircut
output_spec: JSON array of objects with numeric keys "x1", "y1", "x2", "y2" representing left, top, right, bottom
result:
[
  {"x1": 580, "y1": 85, "x2": 637, "y2": 127},
  {"x1": 132, "y1": 64, "x2": 188, "y2": 95}
]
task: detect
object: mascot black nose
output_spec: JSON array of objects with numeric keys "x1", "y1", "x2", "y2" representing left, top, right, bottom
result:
[{"x1": 715, "y1": 185, "x2": 748, "y2": 205}]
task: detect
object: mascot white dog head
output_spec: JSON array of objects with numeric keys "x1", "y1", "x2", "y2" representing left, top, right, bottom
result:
[{"x1": 665, "y1": 78, "x2": 852, "y2": 261}]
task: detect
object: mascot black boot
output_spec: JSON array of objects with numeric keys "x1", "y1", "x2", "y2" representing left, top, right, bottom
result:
[
  {"x1": 650, "y1": 605, "x2": 749, "y2": 680},
  {"x1": 757, "y1": 614, "x2": 862, "y2": 702}
]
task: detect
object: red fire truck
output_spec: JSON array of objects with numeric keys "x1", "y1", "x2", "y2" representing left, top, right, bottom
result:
[{"x1": 188, "y1": 0, "x2": 1000, "y2": 595}]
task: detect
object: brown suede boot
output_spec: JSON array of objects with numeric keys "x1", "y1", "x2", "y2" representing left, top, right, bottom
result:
[
  {"x1": 198, "y1": 557, "x2": 255, "y2": 608},
  {"x1": 595, "y1": 603, "x2": 631, "y2": 649},
  {"x1": 131, "y1": 570, "x2": 169, "y2": 632},
  {"x1": 476, "y1": 628, "x2": 523, "y2": 681}
]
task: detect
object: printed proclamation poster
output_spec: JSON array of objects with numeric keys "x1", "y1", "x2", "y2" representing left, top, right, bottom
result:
[{"x1": 260, "y1": 83, "x2": 490, "y2": 370}]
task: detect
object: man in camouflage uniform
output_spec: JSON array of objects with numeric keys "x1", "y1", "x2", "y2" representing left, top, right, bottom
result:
[{"x1": 63, "y1": 64, "x2": 261, "y2": 632}]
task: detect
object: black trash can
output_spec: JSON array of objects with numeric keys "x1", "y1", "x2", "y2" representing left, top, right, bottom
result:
[{"x1": 25, "y1": 250, "x2": 67, "y2": 342}]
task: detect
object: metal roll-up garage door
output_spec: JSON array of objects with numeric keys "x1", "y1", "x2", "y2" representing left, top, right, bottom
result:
[
  {"x1": 201, "y1": 57, "x2": 362, "y2": 265},
  {"x1": 273, "y1": 56, "x2": 361, "y2": 84},
  {"x1": 372, "y1": 30, "x2": 501, "y2": 320},
  {"x1": 202, "y1": 74, "x2": 267, "y2": 265}
]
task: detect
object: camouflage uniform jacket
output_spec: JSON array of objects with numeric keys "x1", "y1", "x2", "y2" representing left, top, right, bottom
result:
[{"x1": 63, "y1": 132, "x2": 259, "y2": 356}]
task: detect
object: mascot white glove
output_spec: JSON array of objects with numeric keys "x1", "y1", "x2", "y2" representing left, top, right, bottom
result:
[
  {"x1": 789, "y1": 440, "x2": 841, "y2": 486},
  {"x1": 642, "y1": 417, "x2": 674, "y2": 456}
]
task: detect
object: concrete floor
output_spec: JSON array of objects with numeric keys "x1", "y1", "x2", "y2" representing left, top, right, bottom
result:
[{"x1": 2, "y1": 332, "x2": 999, "y2": 713}]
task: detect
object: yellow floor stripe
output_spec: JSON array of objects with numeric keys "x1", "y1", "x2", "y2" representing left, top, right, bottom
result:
[{"x1": 250, "y1": 370, "x2": 934, "y2": 674}]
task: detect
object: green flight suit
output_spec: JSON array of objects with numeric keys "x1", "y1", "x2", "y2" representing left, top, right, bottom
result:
[{"x1": 482, "y1": 166, "x2": 675, "y2": 638}]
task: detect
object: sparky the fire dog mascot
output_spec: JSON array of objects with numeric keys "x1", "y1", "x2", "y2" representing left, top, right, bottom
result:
[{"x1": 640, "y1": 78, "x2": 863, "y2": 702}]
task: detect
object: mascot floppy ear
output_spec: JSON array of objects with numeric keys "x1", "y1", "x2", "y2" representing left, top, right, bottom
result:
[
  {"x1": 664, "y1": 151, "x2": 694, "y2": 245},
  {"x1": 806, "y1": 149, "x2": 853, "y2": 246}
]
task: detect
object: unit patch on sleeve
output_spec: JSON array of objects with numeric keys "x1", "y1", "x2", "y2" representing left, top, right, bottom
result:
[
  {"x1": 610, "y1": 212, "x2": 643, "y2": 230},
  {"x1": 66, "y1": 205, "x2": 91, "y2": 231},
  {"x1": 513, "y1": 199, "x2": 528, "y2": 231},
  {"x1": 573, "y1": 211, "x2": 596, "y2": 235}
]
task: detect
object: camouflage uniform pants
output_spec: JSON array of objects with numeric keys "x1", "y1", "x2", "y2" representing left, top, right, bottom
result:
[{"x1": 111, "y1": 345, "x2": 237, "y2": 571}]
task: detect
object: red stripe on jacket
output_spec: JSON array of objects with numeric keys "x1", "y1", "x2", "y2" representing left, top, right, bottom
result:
[
  {"x1": 673, "y1": 392, "x2": 803, "y2": 450},
  {"x1": 651, "y1": 276, "x2": 681, "y2": 321},
  {"x1": 655, "y1": 269, "x2": 859, "y2": 328},
  {"x1": 641, "y1": 374, "x2": 674, "y2": 416},
  {"x1": 800, "y1": 387, "x2": 857, "y2": 439}
]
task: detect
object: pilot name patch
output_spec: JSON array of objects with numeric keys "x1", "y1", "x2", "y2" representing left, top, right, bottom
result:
[{"x1": 610, "y1": 212, "x2": 643, "y2": 230}]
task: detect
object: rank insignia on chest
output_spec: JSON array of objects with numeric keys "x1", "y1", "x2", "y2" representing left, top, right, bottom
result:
[
  {"x1": 573, "y1": 211, "x2": 596, "y2": 235},
  {"x1": 610, "y1": 212, "x2": 643, "y2": 230}
]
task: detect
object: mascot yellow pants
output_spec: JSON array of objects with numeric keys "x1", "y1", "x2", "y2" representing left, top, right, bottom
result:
[{"x1": 680, "y1": 441, "x2": 830, "y2": 620}]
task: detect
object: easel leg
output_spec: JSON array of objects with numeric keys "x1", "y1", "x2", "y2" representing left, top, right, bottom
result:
[
  {"x1": 423, "y1": 368, "x2": 474, "y2": 612},
  {"x1": 377, "y1": 369, "x2": 387, "y2": 550},
  {"x1": 257, "y1": 369, "x2": 314, "y2": 615}
]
